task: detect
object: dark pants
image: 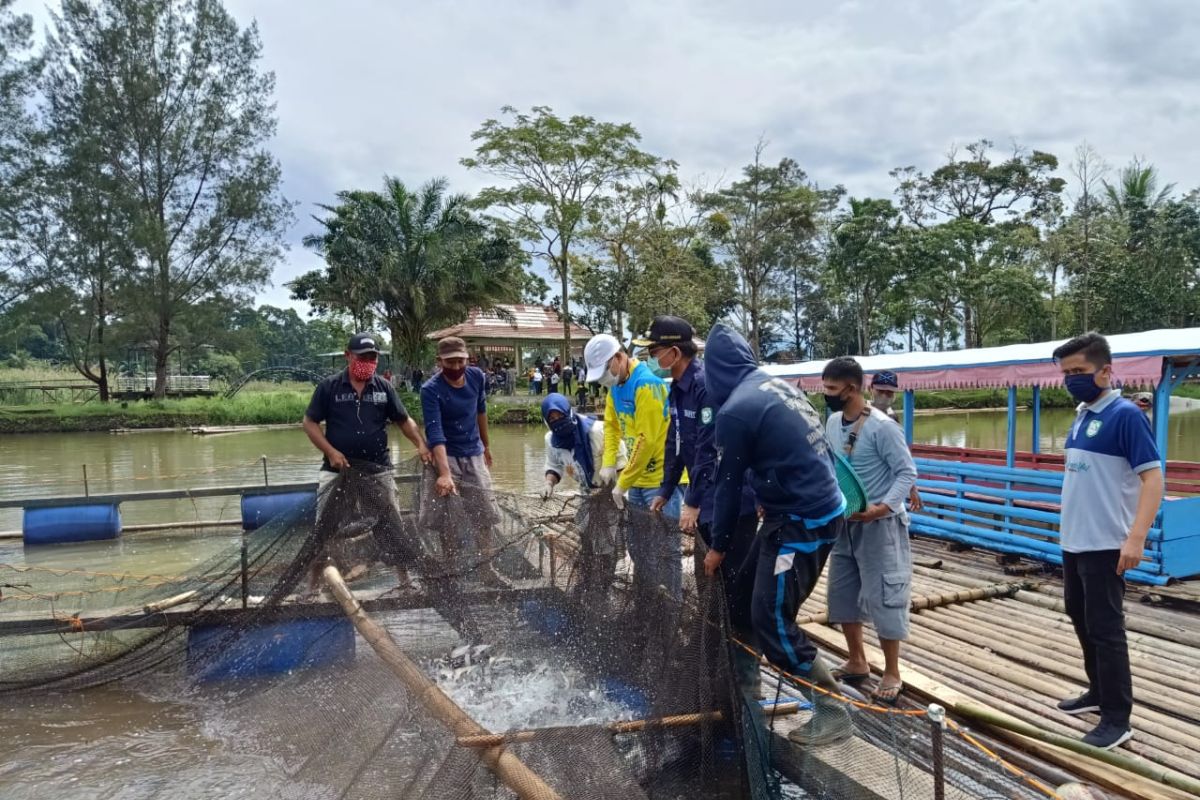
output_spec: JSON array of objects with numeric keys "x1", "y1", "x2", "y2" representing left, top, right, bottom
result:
[
  {"x1": 1063, "y1": 549, "x2": 1132, "y2": 727},
  {"x1": 700, "y1": 515, "x2": 761, "y2": 642},
  {"x1": 750, "y1": 515, "x2": 843, "y2": 676}
]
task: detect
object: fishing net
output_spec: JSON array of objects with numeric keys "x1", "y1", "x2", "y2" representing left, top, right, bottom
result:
[{"x1": 0, "y1": 458, "x2": 1062, "y2": 799}]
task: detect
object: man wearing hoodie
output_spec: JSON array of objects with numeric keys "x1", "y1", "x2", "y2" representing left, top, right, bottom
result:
[
  {"x1": 703, "y1": 323, "x2": 852, "y2": 746},
  {"x1": 584, "y1": 333, "x2": 683, "y2": 600}
]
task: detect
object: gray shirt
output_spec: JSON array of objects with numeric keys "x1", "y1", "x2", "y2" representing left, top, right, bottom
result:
[{"x1": 826, "y1": 407, "x2": 918, "y2": 520}]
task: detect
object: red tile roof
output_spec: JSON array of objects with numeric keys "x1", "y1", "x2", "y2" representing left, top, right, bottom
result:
[{"x1": 428, "y1": 305, "x2": 592, "y2": 342}]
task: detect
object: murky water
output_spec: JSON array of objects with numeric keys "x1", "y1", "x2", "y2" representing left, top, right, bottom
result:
[{"x1": 2, "y1": 404, "x2": 1199, "y2": 797}]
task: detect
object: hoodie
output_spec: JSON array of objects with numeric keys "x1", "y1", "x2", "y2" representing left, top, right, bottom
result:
[{"x1": 704, "y1": 324, "x2": 845, "y2": 552}]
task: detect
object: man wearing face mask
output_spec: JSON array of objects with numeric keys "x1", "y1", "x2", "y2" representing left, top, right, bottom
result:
[
  {"x1": 870, "y1": 371, "x2": 899, "y2": 420},
  {"x1": 583, "y1": 332, "x2": 681, "y2": 600},
  {"x1": 1053, "y1": 332, "x2": 1163, "y2": 751},
  {"x1": 303, "y1": 333, "x2": 432, "y2": 577},
  {"x1": 639, "y1": 315, "x2": 763, "y2": 696},
  {"x1": 420, "y1": 336, "x2": 504, "y2": 585},
  {"x1": 821, "y1": 357, "x2": 917, "y2": 706}
]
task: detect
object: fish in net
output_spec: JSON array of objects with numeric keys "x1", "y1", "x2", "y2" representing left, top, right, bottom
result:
[{"x1": 0, "y1": 459, "x2": 1068, "y2": 800}]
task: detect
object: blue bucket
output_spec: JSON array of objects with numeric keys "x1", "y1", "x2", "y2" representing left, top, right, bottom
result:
[{"x1": 240, "y1": 491, "x2": 315, "y2": 531}]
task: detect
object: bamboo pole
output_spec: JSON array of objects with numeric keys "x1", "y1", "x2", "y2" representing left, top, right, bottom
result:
[
  {"x1": 797, "y1": 621, "x2": 1199, "y2": 800},
  {"x1": 321, "y1": 565, "x2": 563, "y2": 800},
  {"x1": 909, "y1": 611, "x2": 1200, "y2": 753},
  {"x1": 456, "y1": 701, "x2": 804, "y2": 748},
  {"x1": 797, "y1": 582, "x2": 1024, "y2": 625},
  {"x1": 1016, "y1": 590, "x2": 1200, "y2": 649},
  {"x1": 956, "y1": 702, "x2": 1200, "y2": 799},
  {"x1": 933, "y1": 603, "x2": 1200, "y2": 708},
  {"x1": 901, "y1": 626, "x2": 1200, "y2": 772}
]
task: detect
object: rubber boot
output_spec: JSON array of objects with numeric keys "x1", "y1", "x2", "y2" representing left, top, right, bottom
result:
[
  {"x1": 787, "y1": 658, "x2": 853, "y2": 747},
  {"x1": 733, "y1": 648, "x2": 765, "y2": 701}
]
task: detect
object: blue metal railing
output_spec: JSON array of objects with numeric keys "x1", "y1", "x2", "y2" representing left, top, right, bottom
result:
[{"x1": 911, "y1": 457, "x2": 1170, "y2": 585}]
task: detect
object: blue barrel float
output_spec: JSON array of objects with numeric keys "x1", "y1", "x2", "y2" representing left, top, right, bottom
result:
[
  {"x1": 187, "y1": 618, "x2": 355, "y2": 681},
  {"x1": 240, "y1": 491, "x2": 316, "y2": 531},
  {"x1": 23, "y1": 503, "x2": 122, "y2": 545}
]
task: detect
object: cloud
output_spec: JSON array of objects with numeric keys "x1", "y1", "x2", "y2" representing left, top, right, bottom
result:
[{"x1": 17, "y1": 0, "x2": 1200, "y2": 310}]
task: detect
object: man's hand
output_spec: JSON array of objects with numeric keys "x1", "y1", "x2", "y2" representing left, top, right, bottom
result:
[
  {"x1": 483, "y1": 447, "x2": 493, "y2": 468},
  {"x1": 597, "y1": 466, "x2": 617, "y2": 487},
  {"x1": 327, "y1": 449, "x2": 350, "y2": 471},
  {"x1": 703, "y1": 550, "x2": 725, "y2": 576},
  {"x1": 417, "y1": 443, "x2": 432, "y2": 466},
  {"x1": 849, "y1": 502, "x2": 890, "y2": 523},
  {"x1": 679, "y1": 504, "x2": 700, "y2": 533},
  {"x1": 612, "y1": 485, "x2": 626, "y2": 510},
  {"x1": 757, "y1": 505, "x2": 765, "y2": 521},
  {"x1": 435, "y1": 474, "x2": 458, "y2": 497},
  {"x1": 908, "y1": 486, "x2": 922, "y2": 512},
  {"x1": 1118, "y1": 536, "x2": 1146, "y2": 575},
  {"x1": 648, "y1": 496, "x2": 667, "y2": 513}
]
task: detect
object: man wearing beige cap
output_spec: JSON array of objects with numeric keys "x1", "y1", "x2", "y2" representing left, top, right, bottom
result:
[{"x1": 419, "y1": 336, "x2": 504, "y2": 585}]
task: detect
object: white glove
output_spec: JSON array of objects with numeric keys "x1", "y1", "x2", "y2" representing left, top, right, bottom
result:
[
  {"x1": 540, "y1": 479, "x2": 557, "y2": 501},
  {"x1": 597, "y1": 466, "x2": 617, "y2": 487},
  {"x1": 612, "y1": 485, "x2": 626, "y2": 510}
]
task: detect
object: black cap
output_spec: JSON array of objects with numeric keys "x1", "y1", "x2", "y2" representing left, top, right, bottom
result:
[
  {"x1": 631, "y1": 315, "x2": 694, "y2": 348},
  {"x1": 347, "y1": 332, "x2": 382, "y2": 355}
]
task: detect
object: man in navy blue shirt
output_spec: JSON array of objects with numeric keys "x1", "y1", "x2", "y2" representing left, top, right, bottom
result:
[
  {"x1": 419, "y1": 336, "x2": 503, "y2": 584},
  {"x1": 303, "y1": 333, "x2": 431, "y2": 581},
  {"x1": 704, "y1": 323, "x2": 852, "y2": 747},
  {"x1": 639, "y1": 316, "x2": 762, "y2": 697}
]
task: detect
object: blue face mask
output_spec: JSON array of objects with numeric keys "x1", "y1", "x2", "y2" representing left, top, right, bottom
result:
[
  {"x1": 646, "y1": 349, "x2": 676, "y2": 380},
  {"x1": 548, "y1": 414, "x2": 577, "y2": 448},
  {"x1": 1065, "y1": 372, "x2": 1104, "y2": 404}
]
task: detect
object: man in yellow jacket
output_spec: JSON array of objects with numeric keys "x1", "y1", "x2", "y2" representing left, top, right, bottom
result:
[{"x1": 584, "y1": 333, "x2": 683, "y2": 599}]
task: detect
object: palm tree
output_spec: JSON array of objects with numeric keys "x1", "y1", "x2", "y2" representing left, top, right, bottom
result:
[
  {"x1": 304, "y1": 177, "x2": 522, "y2": 368},
  {"x1": 1103, "y1": 160, "x2": 1175, "y2": 252}
]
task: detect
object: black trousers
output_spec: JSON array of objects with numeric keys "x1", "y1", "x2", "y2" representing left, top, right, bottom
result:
[
  {"x1": 1062, "y1": 549, "x2": 1133, "y2": 727},
  {"x1": 699, "y1": 515, "x2": 761, "y2": 643},
  {"x1": 749, "y1": 515, "x2": 843, "y2": 676}
]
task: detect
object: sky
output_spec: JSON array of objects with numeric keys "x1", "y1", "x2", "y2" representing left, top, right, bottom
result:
[{"x1": 16, "y1": 0, "x2": 1200, "y2": 313}]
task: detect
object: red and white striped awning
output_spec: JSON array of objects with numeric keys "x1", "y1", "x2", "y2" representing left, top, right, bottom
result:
[{"x1": 761, "y1": 328, "x2": 1200, "y2": 391}]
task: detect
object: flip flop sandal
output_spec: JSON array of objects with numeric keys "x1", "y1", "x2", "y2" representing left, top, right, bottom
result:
[
  {"x1": 871, "y1": 682, "x2": 904, "y2": 706},
  {"x1": 831, "y1": 666, "x2": 871, "y2": 684}
]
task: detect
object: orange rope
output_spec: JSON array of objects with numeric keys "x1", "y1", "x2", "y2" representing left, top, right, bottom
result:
[{"x1": 947, "y1": 719, "x2": 1064, "y2": 799}]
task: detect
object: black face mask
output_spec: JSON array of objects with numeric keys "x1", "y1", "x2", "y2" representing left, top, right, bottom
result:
[{"x1": 824, "y1": 392, "x2": 848, "y2": 413}]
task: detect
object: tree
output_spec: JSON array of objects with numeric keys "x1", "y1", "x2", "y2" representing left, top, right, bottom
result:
[
  {"x1": 46, "y1": 0, "x2": 291, "y2": 397},
  {"x1": 462, "y1": 106, "x2": 661, "y2": 359},
  {"x1": 0, "y1": 0, "x2": 42, "y2": 312},
  {"x1": 893, "y1": 140, "x2": 1065, "y2": 347},
  {"x1": 302, "y1": 176, "x2": 525, "y2": 368},
  {"x1": 826, "y1": 197, "x2": 906, "y2": 355},
  {"x1": 698, "y1": 143, "x2": 820, "y2": 358}
]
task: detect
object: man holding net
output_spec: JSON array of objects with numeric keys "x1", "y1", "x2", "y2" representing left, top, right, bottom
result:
[
  {"x1": 302, "y1": 332, "x2": 432, "y2": 583},
  {"x1": 584, "y1": 332, "x2": 682, "y2": 601},
  {"x1": 419, "y1": 336, "x2": 505, "y2": 586},
  {"x1": 703, "y1": 323, "x2": 853, "y2": 747},
  {"x1": 634, "y1": 315, "x2": 763, "y2": 697}
]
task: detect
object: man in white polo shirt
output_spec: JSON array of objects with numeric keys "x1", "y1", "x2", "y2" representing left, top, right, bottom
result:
[{"x1": 1053, "y1": 332, "x2": 1164, "y2": 751}]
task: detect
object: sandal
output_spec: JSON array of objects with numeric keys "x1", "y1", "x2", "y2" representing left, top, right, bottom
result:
[
  {"x1": 831, "y1": 666, "x2": 871, "y2": 684},
  {"x1": 871, "y1": 681, "x2": 904, "y2": 706}
]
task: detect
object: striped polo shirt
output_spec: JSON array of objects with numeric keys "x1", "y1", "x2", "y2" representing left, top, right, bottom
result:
[{"x1": 1060, "y1": 390, "x2": 1161, "y2": 553}]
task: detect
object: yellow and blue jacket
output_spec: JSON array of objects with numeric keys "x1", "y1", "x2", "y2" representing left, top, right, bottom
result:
[{"x1": 603, "y1": 358, "x2": 686, "y2": 491}]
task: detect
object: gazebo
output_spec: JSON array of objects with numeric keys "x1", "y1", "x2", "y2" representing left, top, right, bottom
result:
[{"x1": 427, "y1": 304, "x2": 592, "y2": 371}]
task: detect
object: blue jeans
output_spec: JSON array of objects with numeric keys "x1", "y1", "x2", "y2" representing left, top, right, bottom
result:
[{"x1": 625, "y1": 486, "x2": 683, "y2": 600}]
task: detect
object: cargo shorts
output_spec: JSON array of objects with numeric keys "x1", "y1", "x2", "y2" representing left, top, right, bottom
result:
[{"x1": 825, "y1": 514, "x2": 912, "y2": 640}]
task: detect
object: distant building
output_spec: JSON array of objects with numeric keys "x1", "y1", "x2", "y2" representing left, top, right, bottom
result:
[{"x1": 428, "y1": 305, "x2": 591, "y2": 370}]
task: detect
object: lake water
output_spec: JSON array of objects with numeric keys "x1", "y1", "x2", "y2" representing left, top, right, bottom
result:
[{"x1": 2, "y1": 404, "x2": 1199, "y2": 798}]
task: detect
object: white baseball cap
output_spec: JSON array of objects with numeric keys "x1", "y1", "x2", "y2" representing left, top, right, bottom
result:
[{"x1": 584, "y1": 334, "x2": 622, "y2": 382}]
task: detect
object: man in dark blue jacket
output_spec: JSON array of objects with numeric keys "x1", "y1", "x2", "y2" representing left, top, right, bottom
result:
[
  {"x1": 638, "y1": 316, "x2": 762, "y2": 696},
  {"x1": 703, "y1": 323, "x2": 852, "y2": 746}
]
